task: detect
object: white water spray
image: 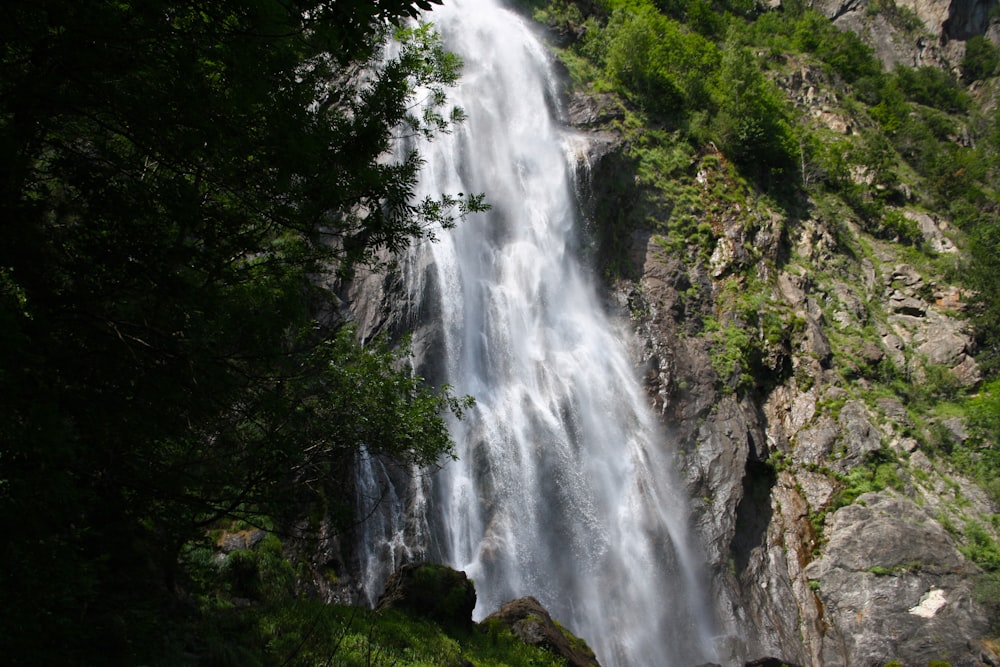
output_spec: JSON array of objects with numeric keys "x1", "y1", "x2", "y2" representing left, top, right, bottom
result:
[{"x1": 358, "y1": 2, "x2": 719, "y2": 665}]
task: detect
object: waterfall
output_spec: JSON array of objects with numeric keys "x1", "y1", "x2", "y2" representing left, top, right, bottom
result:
[{"x1": 357, "y1": 2, "x2": 719, "y2": 665}]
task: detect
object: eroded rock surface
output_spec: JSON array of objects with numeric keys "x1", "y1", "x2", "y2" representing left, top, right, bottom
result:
[
  {"x1": 571, "y1": 90, "x2": 997, "y2": 666},
  {"x1": 805, "y1": 493, "x2": 992, "y2": 666}
]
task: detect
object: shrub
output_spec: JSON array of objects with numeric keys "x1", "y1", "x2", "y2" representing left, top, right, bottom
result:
[
  {"x1": 595, "y1": 5, "x2": 718, "y2": 117},
  {"x1": 895, "y1": 65, "x2": 970, "y2": 113},
  {"x1": 711, "y1": 34, "x2": 799, "y2": 181},
  {"x1": 961, "y1": 35, "x2": 1000, "y2": 84}
]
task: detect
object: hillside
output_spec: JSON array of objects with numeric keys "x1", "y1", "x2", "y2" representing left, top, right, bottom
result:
[{"x1": 525, "y1": 0, "x2": 1000, "y2": 663}]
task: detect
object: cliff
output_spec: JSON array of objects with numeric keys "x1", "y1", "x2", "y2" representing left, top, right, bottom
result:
[{"x1": 562, "y1": 0, "x2": 1000, "y2": 662}]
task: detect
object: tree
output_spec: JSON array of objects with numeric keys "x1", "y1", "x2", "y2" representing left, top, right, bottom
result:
[
  {"x1": 593, "y1": 3, "x2": 718, "y2": 118},
  {"x1": 711, "y1": 30, "x2": 799, "y2": 182},
  {"x1": 961, "y1": 35, "x2": 1000, "y2": 84},
  {"x1": 0, "y1": 0, "x2": 478, "y2": 662}
]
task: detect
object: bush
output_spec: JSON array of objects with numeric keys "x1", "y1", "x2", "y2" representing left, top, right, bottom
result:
[
  {"x1": 711, "y1": 35, "x2": 799, "y2": 181},
  {"x1": 792, "y1": 11, "x2": 881, "y2": 83},
  {"x1": 594, "y1": 5, "x2": 718, "y2": 117},
  {"x1": 894, "y1": 65, "x2": 970, "y2": 113},
  {"x1": 961, "y1": 35, "x2": 1000, "y2": 84}
]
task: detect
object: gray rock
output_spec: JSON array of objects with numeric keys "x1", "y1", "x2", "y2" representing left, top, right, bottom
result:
[
  {"x1": 916, "y1": 321, "x2": 971, "y2": 367},
  {"x1": 218, "y1": 529, "x2": 267, "y2": 553},
  {"x1": 568, "y1": 92, "x2": 624, "y2": 128},
  {"x1": 805, "y1": 493, "x2": 990, "y2": 667},
  {"x1": 905, "y1": 209, "x2": 957, "y2": 253},
  {"x1": 836, "y1": 400, "x2": 882, "y2": 470},
  {"x1": 802, "y1": 316, "x2": 833, "y2": 366},
  {"x1": 795, "y1": 416, "x2": 840, "y2": 467},
  {"x1": 796, "y1": 470, "x2": 838, "y2": 511},
  {"x1": 876, "y1": 397, "x2": 909, "y2": 423},
  {"x1": 889, "y1": 289, "x2": 928, "y2": 316},
  {"x1": 778, "y1": 271, "x2": 808, "y2": 308}
]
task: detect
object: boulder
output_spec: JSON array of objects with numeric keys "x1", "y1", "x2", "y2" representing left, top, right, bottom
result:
[
  {"x1": 805, "y1": 493, "x2": 992, "y2": 666},
  {"x1": 375, "y1": 563, "x2": 477, "y2": 633},
  {"x1": 568, "y1": 92, "x2": 624, "y2": 128},
  {"x1": 483, "y1": 596, "x2": 601, "y2": 667},
  {"x1": 217, "y1": 529, "x2": 267, "y2": 553}
]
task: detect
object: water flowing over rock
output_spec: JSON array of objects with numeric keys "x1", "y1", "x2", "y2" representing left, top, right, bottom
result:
[
  {"x1": 336, "y1": 3, "x2": 1000, "y2": 666},
  {"x1": 352, "y1": 2, "x2": 720, "y2": 666}
]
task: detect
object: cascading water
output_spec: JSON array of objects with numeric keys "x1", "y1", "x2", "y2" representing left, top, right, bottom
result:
[{"x1": 357, "y1": 2, "x2": 720, "y2": 665}]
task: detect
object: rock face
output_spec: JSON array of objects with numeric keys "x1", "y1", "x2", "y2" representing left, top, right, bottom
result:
[
  {"x1": 570, "y1": 79, "x2": 998, "y2": 665},
  {"x1": 483, "y1": 596, "x2": 602, "y2": 667},
  {"x1": 807, "y1": 0, "x2": 998, "y2": 68},
  {"x1": 805, "y1": 493, "x2": 991, "y2": 666}
]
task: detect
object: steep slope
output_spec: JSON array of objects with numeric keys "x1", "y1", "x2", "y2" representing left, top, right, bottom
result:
[{"x1": 545, "y1": 0, "x2": 1000, "y2": 663}]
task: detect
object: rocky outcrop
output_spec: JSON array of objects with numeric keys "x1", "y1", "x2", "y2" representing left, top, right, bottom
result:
[
  {"x1": 483, "y1": 596, "x2": 602, "y2": 667},
  {"x1": 376, "y1": 563, "x2": 477, "y2": 633},
  {"x1": 570, "y1": 77, "x2": 997, "y2": 665},
  {"x1": 808, "y1": 0, "x2": 998, "y2": 69},
  {"x1": 374, "y1": 565, "x2": 600, "y2": 665},
  {"x1": 805, "y1": 493, "x2": 994, "y2": 666}
]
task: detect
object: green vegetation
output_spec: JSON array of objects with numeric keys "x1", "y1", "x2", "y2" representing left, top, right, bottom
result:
[
  {"x1": 527, "y1": 2, "x2": 1000, "y2": 548},
  {"x1": 527, "y1": 0, "x2": 1000, "y2": 374},
  {"x1": 174, "y1": 535, "x2": 568, "y2": 667},
  {"x1": 0, "y1": 0, "x2": 485, "y2": 662},
  {"x1": 962, "y1": 35, "x2": 1000, "y2": 84}
]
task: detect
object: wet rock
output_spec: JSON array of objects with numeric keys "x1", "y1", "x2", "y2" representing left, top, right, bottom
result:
[
  {"x1": 568, "y1": 92, "x2": 624, "y2": 128},
  {"x1": 483, "y1": 596, "x2": 601, "y2": 667}
]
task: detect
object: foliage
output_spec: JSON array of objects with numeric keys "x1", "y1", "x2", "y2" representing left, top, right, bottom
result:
[
  {"x1": 866, "y1": 0, "x2": 925, "y2": 32},
  {"x1": 951, "y1": 379, "x2": 1000, "y2": 504},
  {"x1": 789, "y1": 11, "x2": 882, "y2": 83},
  {"x1": 965, "y1": 213, "x2": 1000, "y2": 374},
  {"x1": 587, "y1": 4, "x2": 719, "y2": 117},
  {"x1": 711, "y1": 32, "x2": 800, "y2": 182},
  {"x1": 829, "y1": 448, "x2": 905, "y2": 509},
  {"x1": 894, "y1": 65, "x2": 970, "y2": 114},
  {"x1": 962, "y1": 35, "x2": 1000, "y2": 84},
  {"x1": 250, "y1": 603, "x2": 571, "y2": 667},
  {"x1": 0, "y1": 0, "x2": 484, "y2": 662},
  {"x1": 960, "y1": 520, "x2": 1000, "y2": 572},
  {"x1": 705, "y1": 316, "x2": 755, "y2": 392},
  {"x1": 166, "y1": 533, "x2": 571, "y2": 666}
]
